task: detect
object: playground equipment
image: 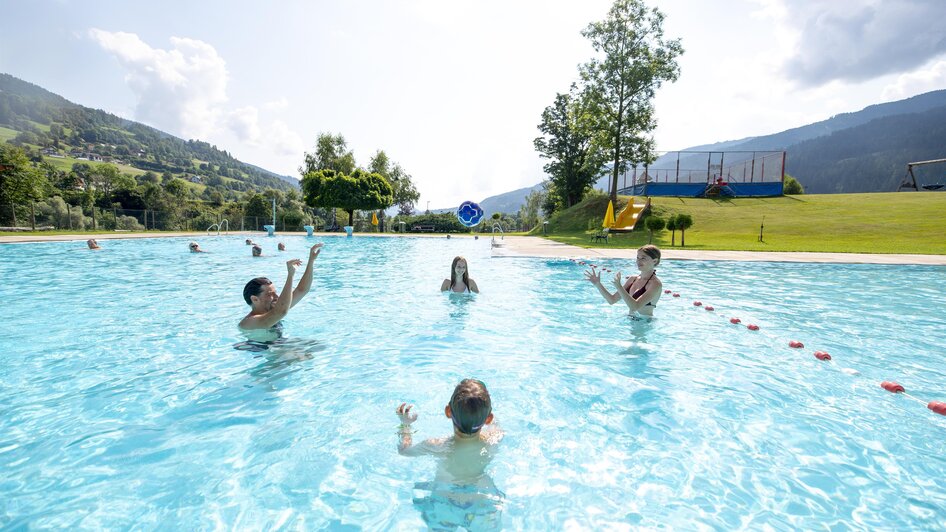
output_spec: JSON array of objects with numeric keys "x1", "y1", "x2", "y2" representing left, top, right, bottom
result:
[
  {"x1": 897, "y1": 158, "x2": 946, "y2": 191},
  {"x1": 263, "y1": 224, "x2": 275, "y2": 236},
  {"x1": 608, "y1": 197, "x2": 651, "y2": 233},
  {"x1": 616, "y1": 151, "x2": 786, "y2": 197}
]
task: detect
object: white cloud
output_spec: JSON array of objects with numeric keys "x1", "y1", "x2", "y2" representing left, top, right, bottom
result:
[
  {"x1": 267, "y1": 120, "x2": 306, "y2": 158},
  {"x1": 262, "y1": 98, "x2": 289, "y2": 112},
  {"x1": 88, "y1": 29, "x2": 306, "y2": 171},
  {"x1": 227, "y1": 106, "x2": 262, "y2": 144},
  {"x1": 755, "y1": 0, "x2": 946, "y2": 86},
  {"x1": 882, "y1": 59, "x2": 946, "y2": 99},
  {"x1": 88, "y1": 29, "x2": 228, "y2": 140}
]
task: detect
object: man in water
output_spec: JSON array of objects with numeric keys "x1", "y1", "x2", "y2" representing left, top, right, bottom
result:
[{"x1": 239, "y1": 243, "x2": 324, "y2": 330}]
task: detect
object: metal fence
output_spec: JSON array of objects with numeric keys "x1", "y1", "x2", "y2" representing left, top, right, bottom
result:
[{"x1": 0, "y1": 202, "x2": 404, "y2": 234}]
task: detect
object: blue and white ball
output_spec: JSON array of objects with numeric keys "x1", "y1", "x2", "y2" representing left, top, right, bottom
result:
[{"x1": 456, "y1": 200, "x2": 485, "y2": 227}]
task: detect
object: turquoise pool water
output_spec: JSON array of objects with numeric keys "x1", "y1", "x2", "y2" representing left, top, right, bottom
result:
[{"x1": 1, "y1": 235, "x2": 945, "y2": 529}]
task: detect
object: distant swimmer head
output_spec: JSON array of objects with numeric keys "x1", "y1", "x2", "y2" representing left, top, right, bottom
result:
[
  {"x1": 278, "y1": 242, "x2": 286, "y2": 251},
  {"x1": 446, "y1": 378, "x2": 493, "y2": 435},
  {"x1": 243, "y1": 277, "x2": 275, "y2": 308},
  {"x1": 189, "y1": 241, "x2": 201, "y2": 252},
  {"x1": 87, "y1": 239, "x2": 100, "y2": 249},
  {"x1": 245, "y1": 239, "x2": 253, "y2": 245},
  {"x1": 252, "y1": 244, "x2": 263, "y2": 257}
]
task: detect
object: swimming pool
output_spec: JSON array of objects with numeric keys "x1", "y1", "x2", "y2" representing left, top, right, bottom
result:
[{"x1": 1, "y1": 235, "x2": 945, "y2": 529}]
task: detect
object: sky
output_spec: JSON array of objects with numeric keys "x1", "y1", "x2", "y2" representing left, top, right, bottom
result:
[{"x1": 2, "y1": 0, "x2": 946, "y2": 209}]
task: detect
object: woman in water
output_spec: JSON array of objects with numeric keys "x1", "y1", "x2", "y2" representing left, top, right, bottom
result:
[
  {"x1": 441, "y1": 256, "x2": 479, "y2": 293},
  {"x1": 584, "y1": 244, "x2": 662, "y2": 316}
]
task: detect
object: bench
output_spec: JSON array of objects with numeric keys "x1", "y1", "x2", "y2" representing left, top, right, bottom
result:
[
  {"x1": 590, "y1": 230, "x2": 610, "y2": 244},
  {"x1": 412, "y1": 225, "x2": 436, "y2": 232}
]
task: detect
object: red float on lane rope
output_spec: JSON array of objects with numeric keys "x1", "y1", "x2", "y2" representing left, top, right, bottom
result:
[
  {"x1": 693, "y1": 301, "x2": 702, "y2": 307},
  {"x1": 672, "y1": 293, "x2": 680, "y2": 298},
  {"x1": 664, "y1": 289, "x2": 671, "y2": 294},
  {"x1": 747, "y1": 324, "x2": 760, "y2": 331},
  {"x1": 929, "y1": 402, "x2": 946, "y2": 416},
  {"x1": 730, "y1": 317, "x2": 741, "y2": 324},
  {"x1": 789, "y1": 340, "x2": 804, "y2": 348},
  {"x1": 705, "y1": 306, "x2": 715, "y2": 311},
  {"x1": 881, "y1": 381, "x2": 905, "y2": 393},
  {"x1": 814, "y1": 351, "x2": 831, "y2": 361}
]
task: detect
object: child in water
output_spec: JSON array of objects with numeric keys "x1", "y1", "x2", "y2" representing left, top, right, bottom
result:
[{"x1": 396, "y1": 379, "x2": 504, "y2": 530}]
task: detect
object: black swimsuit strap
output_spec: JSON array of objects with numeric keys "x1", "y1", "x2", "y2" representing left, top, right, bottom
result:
[{"x1": 631, "y1": 270, "x2": 657, "y2": 299}]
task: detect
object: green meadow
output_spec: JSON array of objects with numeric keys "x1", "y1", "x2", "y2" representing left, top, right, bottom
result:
[{"x1": 541, "y1": 192, "x2": 946, "y2": 254}]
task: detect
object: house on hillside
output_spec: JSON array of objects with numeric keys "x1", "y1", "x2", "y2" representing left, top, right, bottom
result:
[{"x1": 187, "y1": 175, "x2": 202, "y2": 184}]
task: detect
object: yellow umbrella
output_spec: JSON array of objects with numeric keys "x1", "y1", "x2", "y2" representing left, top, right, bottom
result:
[
  {"x1": 371, "y1": 212, "x2": 379, "y2": 226},
  {"x1": 602, "y1": 200, "x2": 615, "y2": 228}
]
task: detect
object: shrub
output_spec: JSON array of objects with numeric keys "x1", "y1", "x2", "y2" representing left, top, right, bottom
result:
[
  {"x1": 675, "y1": 214, "x2": 694, "y2": 247},
  {"x1": 783, "y1": 175, "x2": 804, "y2": 195},
  {"x1": 644, "y1": 215, "x2": 665, "y2": 244}
]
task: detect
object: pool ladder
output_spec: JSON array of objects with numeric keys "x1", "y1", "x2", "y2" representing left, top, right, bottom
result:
[
  {"x1": 207, "y1": 219, "x2": 229, "y2": 235},
  {"x1": 491, "y1": 223, "x2": 504, "y2": 248}
]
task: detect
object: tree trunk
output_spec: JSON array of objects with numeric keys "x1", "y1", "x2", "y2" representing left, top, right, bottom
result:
[
  {"x1": 671, "y1": 229, "x2": 675, "y2": 246},
  {"x1": 347, "y1": 210, "x2": 354, "y2": 226},
  {"x1": 681, "y1": 229, "x2": 685, "y2": 247},
  {"x1": 30, "y1": 202, "x2": 35, "y2": 231},
  {"x1": 91, "y1": 206, "x2": 96, "y2": 230},
  {"x1": 648, "y1": 230, "x2": 653, "y2": 244},
  {"x1": 11, "y1": 202, "x2": 17, "y2": 227}
]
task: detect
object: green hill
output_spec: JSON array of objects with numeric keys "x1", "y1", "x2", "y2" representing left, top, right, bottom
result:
[
  {"x1": 0, "y1": 73, "x2": 297, "y2": 194},
  {"x1": 542, "y1": 192, "x2": 946, "y2": 254}
]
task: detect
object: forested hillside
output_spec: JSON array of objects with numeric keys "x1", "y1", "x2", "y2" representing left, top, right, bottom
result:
[
  {"x1": 0, "y1": 73, "x2": 296, "y2": 194},
  {"x1": 785, "y1": 106, "x2": 946, "y2": 193},
  {"x1": 589, "y1": 89, "x2": 946, "y2": 195}
]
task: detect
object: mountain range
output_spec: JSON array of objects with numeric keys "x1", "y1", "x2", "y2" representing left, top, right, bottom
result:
[
  {"x1": 466, "y1": 88, "x2": 946, "y2": 215},
  {"x1": 0, "y1": 73, "x2": 297, "y2": 193},
  {"x1": 5, "y1": 72, "x2": 945, "y2": 215}
]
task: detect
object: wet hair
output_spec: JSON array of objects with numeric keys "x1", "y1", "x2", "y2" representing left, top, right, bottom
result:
[
  {"x1": 243, "y1": 277, "x2": 272, "y2": 305},
  {"x1": 449, "y1": 379, "x2": 492, "y2": 434},
  {"x1": 449, "y1": 256, "x2": 470, "y2": 291},
  {"x1": 252, "y1": 245, "x2": 262, "y2": 256},
  {"x1": 639, "y1": 244, "x2": 661, "y2": 266}
]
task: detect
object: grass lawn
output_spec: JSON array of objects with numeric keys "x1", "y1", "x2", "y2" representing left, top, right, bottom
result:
[
  {"x1": 0, "y1": 126, "x2": 19, "y2": 143},
  {"x1": 41, "y1": 153, "x2": 146, "y2": 177},
  {"x1": 543, "y1": 192, "x2": 946, "y2": 254}
]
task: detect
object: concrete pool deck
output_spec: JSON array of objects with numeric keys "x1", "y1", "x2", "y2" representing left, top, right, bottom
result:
[{"x1": 3, "y1": 232, "x2": 946, "y2": 265}]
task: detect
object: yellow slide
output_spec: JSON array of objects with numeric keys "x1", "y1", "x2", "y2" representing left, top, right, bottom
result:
[{"x1": 612, "y1": 197, "x2": 650, "y2": 232}]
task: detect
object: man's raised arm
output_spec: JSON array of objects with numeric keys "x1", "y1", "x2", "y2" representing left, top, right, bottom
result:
[{"x1": 291, "y1": 243, "x2": 323, "y2": 307}]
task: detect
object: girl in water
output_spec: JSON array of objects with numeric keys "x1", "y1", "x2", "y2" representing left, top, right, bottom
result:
[
  {"x1": 441, "y1": 256, "x2": 479, "y2": 293},
  {"x1": 585, "y1": 244, "x2": 662, "y2": 316}
]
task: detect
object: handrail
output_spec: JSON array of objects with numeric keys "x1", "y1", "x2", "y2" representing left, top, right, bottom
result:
[
  {"x1": 492, "y1": 223, "x2": 504, "y2": 240},
  {"x1": 206, "y1": 219, "x2": 229, "y2": 236}
]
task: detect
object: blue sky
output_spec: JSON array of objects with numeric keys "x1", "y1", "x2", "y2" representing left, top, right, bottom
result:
[{"x1": 2, "y1": 0, "x2": 945, "y2": 208}]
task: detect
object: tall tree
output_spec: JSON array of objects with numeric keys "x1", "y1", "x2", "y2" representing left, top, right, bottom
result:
[
  {"x1": 89, "y1": 163, "x2": 131, "y2": 205},
  {"x1": 0, "y1": 144, "x2": 47, "y2": 224},
  {"x1": 367, "y1": 150, "x2": 391, "y2": 177},
  {"x1": 303, "y1": 169, "x2": 392, "y2": 226},
  {"x1": 581, "y1": 0, "x2": 683, "y2": 204},
  {"x1": 534, "y1": 86, "x2": 606, "y2": 210},
  {"x1": 368, "y1": 150, "x2": 419, "y2": 218},
  {"x1": 301, "y1": 133, "x2": 356, "y2": 176},
  {"x1": 518, "y1": 188, "x2": 546, "y2": 232}
]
